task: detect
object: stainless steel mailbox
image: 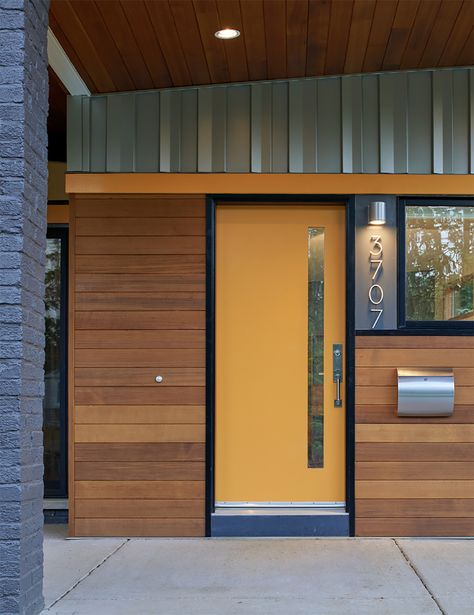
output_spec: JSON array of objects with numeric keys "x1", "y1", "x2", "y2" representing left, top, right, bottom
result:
[{"x1": 397, "y1": 368, "x2": 455, "y2": 417}]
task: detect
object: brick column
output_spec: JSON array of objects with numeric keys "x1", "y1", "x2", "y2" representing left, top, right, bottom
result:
[{"x1": 0, "y1": 1, "x2": 49, "y2": 613}]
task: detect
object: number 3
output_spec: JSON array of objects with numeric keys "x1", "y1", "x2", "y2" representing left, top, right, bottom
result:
[{"x1": 370, "y1": 235, "x2": 383, "y2": 256}]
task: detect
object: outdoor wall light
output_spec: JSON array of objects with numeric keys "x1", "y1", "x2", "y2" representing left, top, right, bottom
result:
[
  {"x1": 368, "y1": 201, "x2": 386, "y2": 225},
  {"x1": 214, "y1": 28, "x2": 240, "y2": 40}
]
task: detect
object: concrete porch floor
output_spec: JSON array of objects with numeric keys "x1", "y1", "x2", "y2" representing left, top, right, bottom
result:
[{"x1": 42, "y1": 526, "x2": 473, "y2": 615}]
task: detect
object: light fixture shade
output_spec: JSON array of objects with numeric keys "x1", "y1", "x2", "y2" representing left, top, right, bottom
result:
[{"x1": 368, "y1": 201, "x2": 386, "y2": 225}]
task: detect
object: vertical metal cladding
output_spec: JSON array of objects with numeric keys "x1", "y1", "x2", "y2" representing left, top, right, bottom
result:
[{"x1": 67, "y1": 68, "x2": 473, "y2": 174}]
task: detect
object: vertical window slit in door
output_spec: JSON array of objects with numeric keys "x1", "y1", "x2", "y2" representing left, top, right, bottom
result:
[{"x1": 308, "y1": 228, "x2": 324, "y2": 468}]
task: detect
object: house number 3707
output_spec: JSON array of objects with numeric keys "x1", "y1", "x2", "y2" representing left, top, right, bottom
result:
[{"x1": 369, "y1": 235, "x2": 384, "y2": 328}]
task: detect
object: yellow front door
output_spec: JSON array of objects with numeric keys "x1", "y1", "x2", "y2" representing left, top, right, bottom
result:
[{"x1": 216, "y1": 204, "x2": 346, "y2": 504}]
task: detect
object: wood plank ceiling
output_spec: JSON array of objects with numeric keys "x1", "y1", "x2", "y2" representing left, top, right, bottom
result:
[{"x1": 49, "y1": 0, "x2": 474, "y2": 94}]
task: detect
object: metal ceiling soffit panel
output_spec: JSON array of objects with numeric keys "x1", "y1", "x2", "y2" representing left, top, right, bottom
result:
[
  {"x1": 47, "y1": 28, "x2": 90, "y2": 97},
  {"x1": 67, "y1": 68, "x2": 474, "y2": 175}
]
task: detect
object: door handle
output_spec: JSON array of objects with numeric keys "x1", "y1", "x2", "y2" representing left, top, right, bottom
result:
[{"x1": 333, "y1": 344, "x2": 343, "y2": 408}]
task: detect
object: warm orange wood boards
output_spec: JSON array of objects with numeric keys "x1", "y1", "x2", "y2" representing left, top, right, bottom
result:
[
  {"x1": 50, "y1": 1, "x2": 473, "y2": 93},
  {"x1": 355, "y1": 335, "x2": 474, "y2": 537},
  {"x1": 66, "y1": 174, "x2": 474, "y2": 196},
  {"x1": 69, "y1": 195, "x2": 206, "y2": 537}
]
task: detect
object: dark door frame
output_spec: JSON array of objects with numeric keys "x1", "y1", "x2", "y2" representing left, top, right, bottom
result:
[
  {"x1": 205, "y1": 195, "x2": 356, "y2": 536},
  {"x1": 44, "y1": 225, "x2": 69, "y2": 498}
]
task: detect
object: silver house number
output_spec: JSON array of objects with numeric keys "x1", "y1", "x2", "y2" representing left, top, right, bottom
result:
[{"x1": 369, "y1": 235, "x2": 384, "y2": 328}]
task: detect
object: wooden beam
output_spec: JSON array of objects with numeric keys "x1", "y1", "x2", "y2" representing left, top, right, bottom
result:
[{"x1": 66, "y1": 173, "x2": 474, "y2": 196}]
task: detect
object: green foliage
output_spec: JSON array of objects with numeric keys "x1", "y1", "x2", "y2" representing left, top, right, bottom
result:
[{"x1": 44, "y1": 239, "x2": 61, "y2": 372}]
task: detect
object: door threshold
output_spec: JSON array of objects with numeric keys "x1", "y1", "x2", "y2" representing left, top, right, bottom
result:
[
  {"x1": 43, "y1": 498, "x2": 68, "y2": 510},
  {"x1": 214, "y1": 506, "x2": 345, "y2": 516},
  {"x1": 211, "y1": 508, "x2": 349, "y2": 537}
]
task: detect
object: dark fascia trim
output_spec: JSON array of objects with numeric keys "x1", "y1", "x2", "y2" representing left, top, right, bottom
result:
[
  {"x1": 397, "y1": 197, "x2": 474, "y2": 335},
  {"x1": 345, "y1": 196, "x2": 356, "y2": 536},
  {"x1": 45, "y1": 226, "x2": 69, "y2": 499},
  {"x1": 205, "y1": 197, "x2": 216, "y2": 537},
  {"x1": 356, "y1": 329, "x2": 473, "y2": 336},
  {"x1": 205, "y1": 194, "x2": 356, "y2": 537},
  {"x1": 47, "y1": 200, "x2": 69, "y2": 205}
]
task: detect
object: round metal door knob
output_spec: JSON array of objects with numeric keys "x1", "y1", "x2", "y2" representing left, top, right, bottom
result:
[{"x1": 155, "y1": 375, "x2": 163, "y2": 383}]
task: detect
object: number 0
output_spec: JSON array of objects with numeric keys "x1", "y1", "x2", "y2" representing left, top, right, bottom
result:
[{"x1": 369, "y1": 284, "x2": 384, "y2": 305}]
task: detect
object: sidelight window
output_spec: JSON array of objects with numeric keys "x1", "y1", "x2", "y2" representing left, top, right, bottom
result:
[{"x1": 43, "y1": 228, "x2": 68, "y2": 497}]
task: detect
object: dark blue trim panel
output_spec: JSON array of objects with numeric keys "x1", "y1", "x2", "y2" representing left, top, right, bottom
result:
[
  {"x1": 44, "y1": 510, "x2": 68, "y2": 525},
  {"x1": 211, "y1": 514, "x2": 349, "y2": 537}
]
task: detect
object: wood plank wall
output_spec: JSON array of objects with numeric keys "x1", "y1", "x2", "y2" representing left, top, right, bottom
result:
[
  {"x1": 355, "y1": 336, "x2": 474, "y2": 537},
  {"x1": 69, "y1": 195, "x2": 206, "y2": 536}
]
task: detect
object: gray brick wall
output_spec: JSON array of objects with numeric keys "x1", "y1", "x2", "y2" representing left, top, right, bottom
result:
[{"x1": 0, "y1": 1, "x2": 49, "y2": 613}]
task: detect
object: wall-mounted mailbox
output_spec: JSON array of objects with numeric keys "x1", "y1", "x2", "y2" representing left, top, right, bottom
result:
[{"x1": 397, "y1": 368, "x2": 455, "y2": 417}]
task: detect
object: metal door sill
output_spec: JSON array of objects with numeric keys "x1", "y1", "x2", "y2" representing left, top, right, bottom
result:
[
  {"x1": 214, "y1": 507, "x2": 345, "y2": 516},
  {"x1": 43, "y1": 498, "x2": 68, "y2": 510}
]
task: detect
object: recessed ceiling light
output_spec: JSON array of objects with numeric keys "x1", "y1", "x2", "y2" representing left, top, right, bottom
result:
[{"x1": 215, "y1": 28, "x2": 240, "y2": 40}]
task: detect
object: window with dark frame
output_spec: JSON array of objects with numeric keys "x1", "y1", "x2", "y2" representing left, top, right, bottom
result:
[
  {"x1": 399, "y1": 199, "x2": 474, "y2": 331},
  {"x1": 43, "y1": 227, "x2": 68, "y2": 498}
]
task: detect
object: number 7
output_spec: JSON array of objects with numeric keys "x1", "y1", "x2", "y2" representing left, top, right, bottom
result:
[
  {"x1": 370, "y1": 259, "x2": 383, "y2": 280},
  {"x1": 371, "y1": 308, "x2": 383, "y2": 328}
]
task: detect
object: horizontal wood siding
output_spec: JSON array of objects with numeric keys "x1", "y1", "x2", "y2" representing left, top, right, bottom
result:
[
  {"x1": 355, "y1": 335, "x2": 474, "y2": 537},
  {"x1": 70, "y1": 195, "x2": 206, "y2": 537}
]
